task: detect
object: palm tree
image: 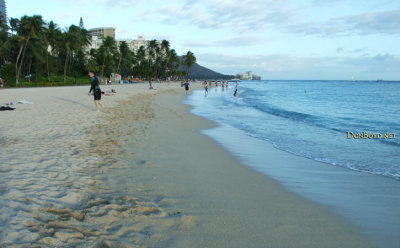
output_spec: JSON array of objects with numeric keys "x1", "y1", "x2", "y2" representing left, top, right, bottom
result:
[
  {"x1": 9, "y1": 18, "x2": 18, "y2": 35},
  {"x1": 0, "y1": 13, "x2": 8, "y2": 66},
  {"x1": 147, "y1": 39, "x2": 160, "y2": 78},
  {"x1": 117, "y1": 41, "x2": 133, "y2": 76},
  {"x1": 183, "y1": 51, "x2": 196, "y2": 79},
  {"x1": 167, "y1": 49, "x2": 179, "y2": 78},
  {"x1": 97, "y1": 36, "x2": 118, "y2": 77},
  {"x1": 62, "y1": 25, "x2": 90, "y2": 82},
  {"x1": 43, "y1": 21, "x2": 61, "y2": 81},
  {"x1": 14, "y1": 15, "x2": 45, "y2": 86},
  {"x1": 85, "y1": 58, "x2": 99, "y2": 72},
  {"x1": 134, "y1": 45, "x2": 147, "y2": 78}
]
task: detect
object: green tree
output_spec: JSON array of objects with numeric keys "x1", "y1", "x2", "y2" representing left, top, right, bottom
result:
[
  {"x1": 85, "y1": 58, "x2": 99, "y2": 73},
  {"x1": 183, "y1": 51, "x2": 196, "y2": 79},
  {"x1": 133, "y1": 45, "x2": 148, "y2": 78},
  {"x1": 62, "y1": 25, "x2": 90, "y2": 82},
  {"x1": 9, "y1": 18, "x2": 18, "y2": 35},
  {"x1": 43, "y1": 21, "x2": 61, "y2": 81},
  {"x1": 0, "y1": 13, "x2": 9, "y2": 66},
  {"x1": 0, "y1": 14, "x2": 184, "y2": 87},
  {"x1": 167, "y1": 49, "x2": 180, "y2": 78},
  {"x1": 97, "y1": 36, "x2": 118, "y2": 77},
  {"x1": 117, "y1": 41, "x2": 134, "y2": 76},
  {"x1": 14, "y1": 15, "x2": 45, "y2": 86}
]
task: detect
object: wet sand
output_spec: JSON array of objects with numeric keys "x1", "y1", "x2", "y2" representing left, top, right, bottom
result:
[{"x1": 0, "y1": 83, "x2": 374, "y2": 247}]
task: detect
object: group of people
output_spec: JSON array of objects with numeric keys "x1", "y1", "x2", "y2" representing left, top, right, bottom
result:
[
  {"x1": 202, "y1": 80, "x2": 239, "y2": 97},
  {"x1": 87, "y1": 72, "x2": 240, "y2": 112}
]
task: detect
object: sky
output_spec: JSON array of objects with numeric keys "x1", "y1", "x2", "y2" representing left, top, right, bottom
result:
[{"x1": 7, "y1": 0, "x2": 400, "y2": 80}]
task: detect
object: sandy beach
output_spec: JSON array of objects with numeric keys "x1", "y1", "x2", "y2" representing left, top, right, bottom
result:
[{"x1": 0, "y1": 83, "x2": 374, "y2": 247}]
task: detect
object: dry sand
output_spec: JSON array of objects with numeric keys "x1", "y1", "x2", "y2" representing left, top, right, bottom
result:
[{"x1": 0, "y1": 82, "x2": 374, "y2": 247}]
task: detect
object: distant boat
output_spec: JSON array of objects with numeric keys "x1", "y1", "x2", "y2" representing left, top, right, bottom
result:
[{"x1": 349, "y1": 76, "x2": 355, "y2": 82}]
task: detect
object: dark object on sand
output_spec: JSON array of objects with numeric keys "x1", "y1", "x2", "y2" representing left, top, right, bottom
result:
[{"x1": 0, "y1": 106, "x2": 16, "y2": 111}]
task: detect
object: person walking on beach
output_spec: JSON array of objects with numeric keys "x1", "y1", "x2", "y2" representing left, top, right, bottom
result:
[
  {"x1": 205, "y1": 85, "x2": 208, "y2": 96},
  {"x1": 0, "y1": 77, "x2": 4, "y2": 88},
  {"x1": 184, "y1": 80, "x2": 190, "y2": 95},
  {"x1": 88, "y1": 71, "x2": 105, "y2": 112}
]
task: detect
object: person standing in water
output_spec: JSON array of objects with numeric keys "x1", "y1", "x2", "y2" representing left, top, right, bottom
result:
[
  {"x1": 205, "y1": 85, "x2": 208, "y2": 95},
  {"x1": 234, "y1": 82, "x2": 239, "y2": 97},
  {"x1": 88, "y1": 71, "x2": 105, "y2": 112},
  {"x1": 184, "y1": 80, "x2": 190, "y2": 95}
]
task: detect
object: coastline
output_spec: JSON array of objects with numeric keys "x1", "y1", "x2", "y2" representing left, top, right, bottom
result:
[
  {"x1": 117, "y1": 88, "x2": 374, "y2": 247},
  {"x1": 0, "y1": 83, "x2": 374, "y2": 247}
]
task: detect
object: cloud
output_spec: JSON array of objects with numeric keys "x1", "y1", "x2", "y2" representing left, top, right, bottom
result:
[
  {"x1": 196, "y1": 52, "x2": 400, "y2": 80},
  {"x1": 285, "y1": 9, "x2": 400, "y2": 36},
  {"x1": 139, "y1": 1, "x2": 400, "y2": 38},
  {"x1": 104, "y1": 0, "x2": 138, "y2": 8},
  {"x1": 157, "y1": 0, "x2": 295, "y2": 32},
  {"x1": 350, "y1": 48, "x2": 366, "y2": 53},
  {"x1": 373, "y1": 53, "x2": 394, "y2": 61},
  {"x1": 336, "y1": 48, "x2": 367, "y2": 54},
  {"x1": 184, "y1": 36, "x2": 264, "y2": 48}
]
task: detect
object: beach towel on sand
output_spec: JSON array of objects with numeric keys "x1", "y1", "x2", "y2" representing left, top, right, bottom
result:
[{"x1": 0, "y1": 106, "x2": 16, "y2": 111}]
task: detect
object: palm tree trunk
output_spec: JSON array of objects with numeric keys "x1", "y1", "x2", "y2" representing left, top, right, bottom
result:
[
  {"x1": 17, "y1": 42, "x2": 30, "y2": 86},
  {"x1": 15, "y1": 43, "x2": 24, "y2": 86},
  {"x1": 64, "y1": 53, "x2": 69, "y2": 83},
  {"x1": 16, "y1": 35, "x2": 32, "y2": 86},
  {"x1": 46, "y1": 50, "x2": 50, "y2": 82},
  {"x1": 117, "y1": 52, "x2": 122, "y2": 73},
  {"x1": 101, "y1": 55, "x2": 106, "y2": 77},
  {"x1": 28, "y1": 56, "x2": 32, "y2": 82}
]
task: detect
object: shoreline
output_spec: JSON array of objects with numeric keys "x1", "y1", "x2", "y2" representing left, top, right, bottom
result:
[
  {"x1": 185, "y1": 85, "x2": 400, "y2": 248},
  {"x1": 0, "y1": 84, "x2": 374, "y2": 247},
  {"x1": 118, "y1": 88, "x2": 374, "y2": 247}
]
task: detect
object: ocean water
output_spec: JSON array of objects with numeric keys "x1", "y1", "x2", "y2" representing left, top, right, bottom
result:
[
  {"x1": 186, "y1": 80, "x2": 400, "y2": 180},
  {"x1": 184, "y1": 80, "x2": 400, "y2": 248}
]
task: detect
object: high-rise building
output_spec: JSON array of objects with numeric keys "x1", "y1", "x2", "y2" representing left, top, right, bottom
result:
[
  {"x1": 0, "y1": 0, "x2": 7, "y2": 24},
  {"x1": 117, "y1": 36, "x2": 158, "y2": 53},
  {"x1": 88, "y1": 27, "x2": 115, "y2": 39},
  {"x1": 79, "y1": 17, "x2": 84, "y2": 29},
  {"x1": 238, "y1": 71, "x2": 261, "y2": 80}
]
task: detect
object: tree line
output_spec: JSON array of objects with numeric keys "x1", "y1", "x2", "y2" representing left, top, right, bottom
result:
[{"x1": 0, "y1": 14, "x2": 197, "y2": 86}]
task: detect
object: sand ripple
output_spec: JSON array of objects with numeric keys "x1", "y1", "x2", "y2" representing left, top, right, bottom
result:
[{"x1": 0, "y1": 89, "x2": 190, "y2": 247}]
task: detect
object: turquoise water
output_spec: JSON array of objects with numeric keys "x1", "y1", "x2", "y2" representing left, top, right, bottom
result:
[
  {"x1": 186, "y1": 80, "x2": 400, "y2": 180},
  {"x1": 184, "y1": 80, "x2": 400, "y2": 248}
]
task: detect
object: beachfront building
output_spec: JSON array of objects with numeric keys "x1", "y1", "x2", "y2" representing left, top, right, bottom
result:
[
  {"x1": 86, "y1": 35, "x2": 104, "y2": 51},
  {"x1": 237, "y1": 71, "x2": 261, "y2": 80},
  {"x1": 85, "y1": 27, "x2": 116, "y2": 52},
  {"x1": 88, "y1": 27, "x2": 116, "y2": 40},
  {"x1": 0, "y1": 0, "x2": 6, "y2": 24},
  {"x1": 85, "y1": 25, "x2": 162, "y2": 56},
  {"x1": 117, "y1": 36, "x2": 162, "y2": 53},
  {"x1": 241, "y1": 71, "x2": 253, "y2": 80}
]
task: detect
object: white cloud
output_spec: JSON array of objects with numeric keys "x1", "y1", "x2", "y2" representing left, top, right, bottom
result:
[
  {"x1": 184, "y1": 36, "x2": 265, "y2": 47},
  {"x1": 157, "y1": 0, "x2": 296, "y2": 31},
  {"x1": 285, "y1": 9, "x2": 400, "y2": 36},
  {"x1": 196, "y1": 52, "x2": 400, "y2": 80}
]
